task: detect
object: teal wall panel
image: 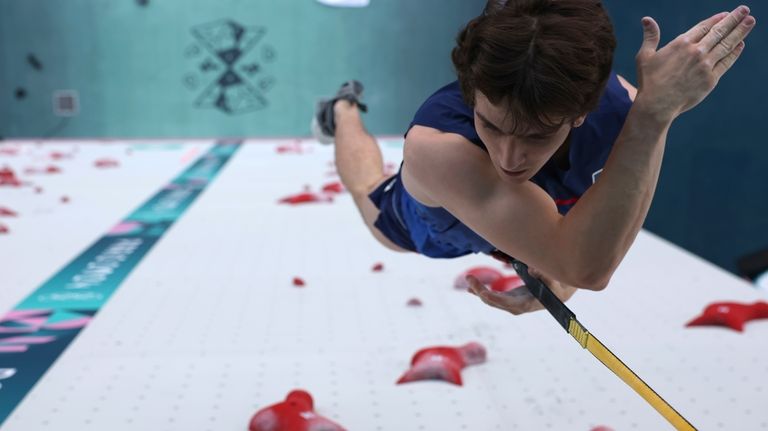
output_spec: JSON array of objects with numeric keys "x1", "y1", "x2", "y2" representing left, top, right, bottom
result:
[{"x1": 0, "y1": 0, "x2": 484, "y2": 138}]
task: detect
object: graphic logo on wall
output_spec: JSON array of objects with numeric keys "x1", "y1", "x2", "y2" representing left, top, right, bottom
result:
[{"x1": 183, "y1": 19, "x2": 277, "y2": 115}]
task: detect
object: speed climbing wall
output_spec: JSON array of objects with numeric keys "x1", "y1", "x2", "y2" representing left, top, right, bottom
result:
[{"x1": 1, "y1": 138, "x2": 767, "y2": 430}]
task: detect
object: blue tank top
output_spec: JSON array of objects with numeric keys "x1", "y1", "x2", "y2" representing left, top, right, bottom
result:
[{"x1": 397, "y1": 72, "x2": 633, "y2": 258}]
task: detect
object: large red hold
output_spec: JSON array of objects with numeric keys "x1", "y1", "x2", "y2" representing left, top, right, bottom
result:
[
  {"x1": 396, "y1": 342, "x2": 487, "y2": 386},
  {"x1": 686, "y1": 301, "x2": 768, "y2": 332},
  {"x1": 249, "y1": 390, "x2": 347, "y2": 431},
  {"x1": 0, "y1": 167, "x2": 22, "y2": 187},
  {"x1": 453, "y1": 267, "x2": 504, "y2": 290}
]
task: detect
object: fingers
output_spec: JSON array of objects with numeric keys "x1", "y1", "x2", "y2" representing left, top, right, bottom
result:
[
  {"x1": 467, "y1": 275, "x2": 540, "y2": 315},
  {"x1": 700, "y1": 6, "x2": 751, "y2": 52},
  {"x1": 681, "y1": 12, "x2": 729, "y2": 43},
  {"x1": 713, "y1": 41, "x2": 746, "y2": 77},
  {"x1": 709, "y1": 14, "x2": 755, "y2": 64},
  {"x1": 637, "y1": 17, "x2": 661, "y2": 60}
]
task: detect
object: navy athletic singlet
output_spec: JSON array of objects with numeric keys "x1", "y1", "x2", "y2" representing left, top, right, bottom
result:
[{"x1": 368, "y1": 72, "x2": 633, "y2": 258}]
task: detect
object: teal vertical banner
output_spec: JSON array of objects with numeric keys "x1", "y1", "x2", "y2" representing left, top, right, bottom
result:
[{"x1": 0, "y1": 140, "x2": 242, "y2": 424}]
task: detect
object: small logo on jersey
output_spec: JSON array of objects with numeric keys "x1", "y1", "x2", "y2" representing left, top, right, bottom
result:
[{"x1": 592, "y1": 169, "x2": 604, "y2": 184}]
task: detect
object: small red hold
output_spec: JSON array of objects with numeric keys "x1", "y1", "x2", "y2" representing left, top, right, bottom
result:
[
  {"x1": 61, "y1": 195, "x2": 70, "y2": 204},
  {"x1": 454, "y1": 266, "x2": 504, "y2": 290},
  {"x1": 397, "y1": 342, "x2": 487, "y2": 386},
  {"x1": 686, "y1": 301, "x2": 768, "y2": 332},
  {"x1": 406, "y1": 298, "x2": 423, "y2": 307},
  {"x1": 0, "y1": 224, "x2": 8, "y2": 234},
  {"x1": 0, "y1": 147, "x2": 18, "y2": 156},
  {"x1": 490, "y1": 275, "x2": 526, "y2": 293},
  {"x1": 0, "y1": 207, "x2": 18, "y2": 217},
  {"x1": 0, "y1": 166, "x2": 23, "y2": 187},
  {"x1": 371, "y1": 262, "x2": 384, "y2": 272},
  {"x1": 249, "y1": 390, "x2": 347, "y2": 431},
  {"x1": 24, "y1": 165, "x2": 61, "y2": 175},
  {"x1": 590, "y1": 427, "x2": 615, "y2": 431},
  {"x1": 292, "y1": 277, "x2": 306, "y2": 287},
  {"x1": 278, "y1": 192, "x2": 333, "y2": 205},
  {"x1": 275, "y1": 141, "x2": 304, "y2": 154},
  {"x1": 94, "y1": 158, "x2": 120, "y2": 168},
  {"x1": 34, "y1": 186, "x2": 43, "y2": 194},
  {"x1": 49, "y1": 151, "x2": 71, "y2": 160},
  {"x1": 321, "y1": 182, "x2": 345, "y2": 194}
]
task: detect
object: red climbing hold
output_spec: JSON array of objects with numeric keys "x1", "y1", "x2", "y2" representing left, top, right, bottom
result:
[
  {"x1": 454, "y1": 267, "x2": 504, "y2": 290},
  {"x1": 49, "y1": 151, "x2": 71, "y2": 160},
  {"x1": 396, "y1": 342, "x2": 487, "y2": 386},
  {"x1": 490, "y1": 275, "x2": 525, "y2": 293},
  {"x1": 94, "y1": 158, "x2": 120, "y2": 168},
  {"x1": 372, "y1": 262, "x2": 384, "y2": 272},
  {"x1": 24, "y1": 165, "x2": 61, "y2": 175},
  {"x1": 0, "y1": 147, "x2": 18, "y2": 156},
  {"x1": 0, "y1": 224, "x2": 8, "y2": 234},
  {"x1": 686, "y1": 301, "x2": 768, "y2": 332},
  {"x1": 0, "y1": 167, "x2": 23, "y2": 187},
  {"x1": 590, "y1": 427, "x2": 615, "y2": 431},
  {"x1": 249, "y1": 390, "x2": 347, "y2": 431},
  {"x1": 292, "y1": 277, "x2": 306, "y2": 287},
  {"x1": 406, "y1": 298, "x2": 423, "y2": 307},
  {"x1": 278, "y1": 192, "x2": 333, "y2": 205},
  {"x1": 275, "y1": 141, "x2": 305, "y2": 154},
  {"x1": 0, "y1": 207, "x2": 17, "y2": 217},
  {"x1": 61, "y1": 195, "x2": 70, "y2": 204},
  {"x1": 321, "y1": 182, "x2": 345, "y2": 194}
]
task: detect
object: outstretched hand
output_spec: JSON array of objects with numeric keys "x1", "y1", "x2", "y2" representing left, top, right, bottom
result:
[
  {"x1": 467, "y1": 267, "x2": 577, "y2": 316},
  {"x1": 635, "y1": 6, "x2": 756, "y2": 120}
]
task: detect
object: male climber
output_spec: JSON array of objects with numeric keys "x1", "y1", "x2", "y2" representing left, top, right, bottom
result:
[{"x1": 311, "y1": 0, "x2": 756, "y2": 315}]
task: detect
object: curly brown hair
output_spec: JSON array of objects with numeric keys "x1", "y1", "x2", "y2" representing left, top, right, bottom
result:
[{"x1": 451, "y1": 0, "x2": 616, "y2": 135}]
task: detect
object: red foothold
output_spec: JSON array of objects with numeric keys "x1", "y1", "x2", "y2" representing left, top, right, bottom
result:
[
  {"x1": 686, "y1": 301, "x2": 768, "y2": 332},
  {"x1": 94, "y1": 158, "x2": 120, "y2": 168},
  {"x1": 322, "y1": 182, "x2": 345, "y2": 194},
  {"x1": 278, "y1": 192, "x2": 333, "y2": 205},
  {"x1": 372, "y1": 262, "x2": 384, "y2": 272},
  {"x1": 49, "y1": 151, "x2": 70, "y2": 160},
  {"x1": 60, "y1": 195, "x2": 70, "y2": 204},
  {"x1": 0, "y1": 207, "x2": 18, "y2": 217},
  {"x1": 0, "y1": 224, "x2": 8, "y2": 234},
  {"x1": 45, "y1": 165, "x2": 62, "y2": 174},
  {"x1": 249, "y1": 390, "x2": 347, "y2": 431},
  {"x1": 0, "y1": 166, "x2": 23, "y2": 187},
  {"x1": 397, "y1": 342, "x2": 487, "y2": 386},
  {"x1": 292, "y1": 277, "x2": 306, "y2": 287},
  {"x1": 406, "y1": 298, "x2": 423, "y2": 307}
]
